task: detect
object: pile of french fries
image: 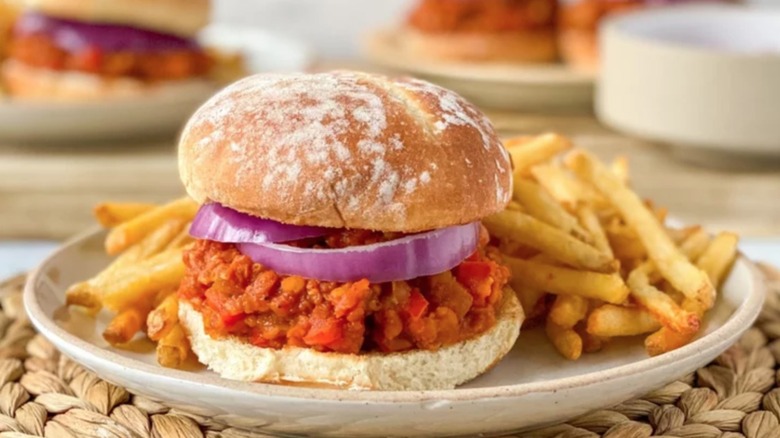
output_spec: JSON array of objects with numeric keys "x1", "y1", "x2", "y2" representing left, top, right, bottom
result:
[
  {"x1": 66, "y1": 197, "x2": 198, "y2": 368},
  {"x1": 486, "y1": 133, "x2": 739, "y2": 359}
]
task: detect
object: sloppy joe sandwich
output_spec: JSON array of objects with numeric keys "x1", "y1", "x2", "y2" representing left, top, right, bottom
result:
[
  {"x1": 176, "y1": 71, "x2": 523, "y2": 390},
  {"x1": 402, "y1": 0, "x2": 558, "y2": 63},
  {"x1": 2, "y1": 0, "x2": 212, "y2": 100}
]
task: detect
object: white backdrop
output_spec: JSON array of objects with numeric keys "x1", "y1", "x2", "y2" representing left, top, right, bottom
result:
[{"x1": 214, "y1": 0, "x2": 780, "y2": 59}]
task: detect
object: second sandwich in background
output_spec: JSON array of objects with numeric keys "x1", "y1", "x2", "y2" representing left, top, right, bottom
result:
[
  {"x1": 402, "y1": 0, "x2": 558, "y2": 63},
  {"x1": 2, "y1": 0, "x2": 213, "y2": 100}
]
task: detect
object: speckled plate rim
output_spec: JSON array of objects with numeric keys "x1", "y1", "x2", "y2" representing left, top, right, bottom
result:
[
  {"x1": 25, "y1": 227, "x2": 766, "y2": 404},
  {"x1": 362, "y1": 29, "x2": 595, "y2": 85}
]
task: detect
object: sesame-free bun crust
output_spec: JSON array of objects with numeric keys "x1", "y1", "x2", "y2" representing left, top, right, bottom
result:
[
  {"x1": 18, "y1": 0, "x2": 209, "y2": 36},
  {"x1": 179, "y1": 288, "x2": 522, "y2": 390},
  {"x1": 179, "y1": 71, "x2": 512, "y2": 232},
  {"x1": 399, "y1": 28, "x2": 558, "y2": 63},
  {"x1": 1, "y1": 60, "x2": 214, "y2": 101}
]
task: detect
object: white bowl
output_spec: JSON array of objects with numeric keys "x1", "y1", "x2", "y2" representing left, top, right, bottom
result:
[
  {"x1": 24, "y1": 228, "x2": 765, "y2": 437},
  {"x1": 597, "y1": 5, "x2": 780, "y2": 162}
]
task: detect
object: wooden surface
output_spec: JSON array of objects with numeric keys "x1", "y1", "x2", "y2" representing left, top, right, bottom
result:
[{"x1": 1, "y1": 111, "x2": 779, "y2": 240}]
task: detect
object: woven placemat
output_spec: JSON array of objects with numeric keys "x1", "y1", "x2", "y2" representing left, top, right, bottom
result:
[{"x1": 0, "y1": 265, "x2": 778, "y2": 438}]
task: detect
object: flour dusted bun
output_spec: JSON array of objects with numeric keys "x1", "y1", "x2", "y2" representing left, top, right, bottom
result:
[
  {"x1": 399, "y1": 28, "x2": 558, "y2": 63},
  {"x1": 179, "y1": 289, "x2": 522, "y2": 390},
  {"x1": 178, "y1": 71, "x2": 513, "y2": 232},
  {"x1": 18, "y1": 0, "x2": 209, "y2": 36},
  {"x1": 1, "y1": 60, "x2": 214, "y2": 101}
]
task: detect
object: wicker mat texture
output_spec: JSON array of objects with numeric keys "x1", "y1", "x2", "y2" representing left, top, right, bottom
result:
[{"x1": 0, "y1": 265, "x2": 778, "y2": 438}]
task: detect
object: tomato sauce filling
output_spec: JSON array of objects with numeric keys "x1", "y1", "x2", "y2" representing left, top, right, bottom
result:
[
  {"x1": 8, "y1": 34, "x2": 212, "y2": 81},
  {"x1": 178, "y1": 226, "x2": 511, "y2": 354},
  {"x1": 407, "y1": 0, "x2": 556, "y2": 33}
]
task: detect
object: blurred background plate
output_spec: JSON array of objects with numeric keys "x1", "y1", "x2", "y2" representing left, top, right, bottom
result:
[
  {"x1": 363, "y1": 29, "x2": 595, "y2": 113},
  {"x1": 0, "y1": 24, "x2": 313, "y2": 144}
]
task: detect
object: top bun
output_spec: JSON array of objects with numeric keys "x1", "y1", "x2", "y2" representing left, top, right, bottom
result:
[
  {"x1": 179, "y1": 71, "x2": 512, "y2": 232},
  {"x1": 18, "y1": 0, "x2": 209, "y2": 36}
]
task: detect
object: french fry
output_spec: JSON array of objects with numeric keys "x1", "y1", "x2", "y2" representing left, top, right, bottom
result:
[
  {"x1": 611, "y1": 156, "x2": 630, "y2": 184},
  {"x1": 513, "y1": 179, "x2": 590, "y2": 242},
  {"x1": 100, "y1": 247, "x2": 188, "y2": 312},
  {"x1": 530, "y1": 162, "x2": 605, "y2": 208},
  {"x1": 484, "y1": 210, "x2": 616, "y2": 273},
  {"x1": 505, "y1": 133, "x2": 572, "y2": 178},
  {"x1": 93, "y1": 202, "x2": 156, "y2": 228},
  {"x1": 105, "y1": 197, "x2": 198, "y2": 255},
  {"x1": 587, "y1": 304, "x2": 661, "y2": 337},
  {"x1": 549, "y1": 294, "x2": 589, "y2": 328},
  {"x1": 147, "y1": 293, "x2": 180, "y2": 342},
  {"x1": 644, "y1": 328, "x2": 693, "y2": 357},
  {"x1": 605, "y1": 222, "x2": 646, "y2": 263},
  {"x1": 65, "y1": 283, "x2": 102, "y2": 315},
  {"x1": 627, "y1": 264, "x2": 700, "y2": 334},
  {"x1": 156, "y1": 323, "x2": 189, "y2": 369},
  {"x1": 165, "y1": 223, "x2": 194, "y2": 250},
  {"x1": 103, "y1": 303, "x2": 151, "y2": 346},
  {"x1": 697, "y1": 232, "x2": 739, "y2": 288},
  {"x1": 546, "y1": 319, "x2": 582, "y2": 360},
  {"x1": 576, "y1": 205, "x2": 613, "y2": 258},
  {"x1": 576, "y1": 325, "x2": 607, "y2": 353},
  {"x1": 504, "y1": 257, "x2": 629, "y2": 304},
  {"x1": 68, "y1": 219, "x2": 189, "y2": 311},
  {"x1": 678, "y1": 228, "x2": 711, "y2": 262},
  {"x1": 567, "y1": 150, "x2": 714, "y2": 305}
]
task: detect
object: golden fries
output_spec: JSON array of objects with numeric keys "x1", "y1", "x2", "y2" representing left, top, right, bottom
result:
[
  {"x1": 697, "y1": 232, "x2": 739, "y2": 288},
  {"x1": 490, "y1": 135, "x2": 739, "y2": 359},
  {"x1": 567, "y1": 150, "x2": 714, "y2": 306},
  {"x1": 627, "y1": 264, "x2": 699, "y2": 334},
  {"x1": 546, "y1": 319, "x2": 582, "y2": 360},
  {"x1": 549, "y1": 295, "x2": 588, "y2": 329},
  {"x1": 147, "y1": 293, "x2": 180, "y2": 342},
  {"x1": 65, "y1": 283, "x2": 102, "y2": 315},
  {"x1": 93, "y1": 202, "x2": 156, "y2": 228},
  {"x1": 587, "y1": 305, "x2": 661, "y2": 337},
  {"x1": 156, "y1": 323, "x2": 190, "y2": 369},
  {"x1": 105, "y1": 197, "x2": 198, "y2": 255},
  {"x1": 505, "y1": 257, "x2": 629, "y2": 304},
  {"x1": 513, "y1": 179, "x2": 590, "y2": 242},
  {"x1": 69, "y1": 196, "x2": 195, "y2": 368},
  {"x1": 575, "y1": 205, "x2": 613, "y2": 258},
  {"x1": 484, "y1": 210, "x2": 616, "y2": 273},
  {"x1": 505, "y1": 133, "x2": 572, "y2": 178},
  {"x1": 103, "y1": 303, "x2": 151, "y2": 346},
  {"x1": 100, "y1": 247, "x2": 188, "y2": 313}
]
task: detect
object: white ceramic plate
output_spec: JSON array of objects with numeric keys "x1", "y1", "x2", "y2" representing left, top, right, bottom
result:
[
  {"x1": 25, "y1": 229, "x2": 765, "y2": 437},
  {"x1": 362, "y1": 29, "x2": 595, "y2": 113},
  {"x1": 0, "y1": 24, "x2": 312, "y2": 143}
]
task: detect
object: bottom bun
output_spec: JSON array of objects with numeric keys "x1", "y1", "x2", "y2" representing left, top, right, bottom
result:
[
  {"x1": 0, "y1": 60, "x2": 215, "y2": 101},
  {"x1": 398, "y1": 28, "x2": 558, "y2": 63},
  {"x1": 558, "y1": 28, "x2": 598, "y2": 73},
  {"x1": 179, "y1": 288, "x2": 524, "y2": 391}
]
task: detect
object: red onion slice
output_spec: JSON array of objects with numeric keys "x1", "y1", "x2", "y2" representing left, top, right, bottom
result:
[
  {"x1": 236, "y1": 222, "x2": 481, "y2": 283},
  {"x1": 14, "y1": 13, "x2": 200, "y2": 54},
  {"x1": 190, "y1": 203, "x2": 330, "y2": 244}
]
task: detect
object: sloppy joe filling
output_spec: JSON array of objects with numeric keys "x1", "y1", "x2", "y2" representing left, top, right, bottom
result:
[
  {"x1": 178, "y1": 226, "x2": 511, "y2": 354},
  {"x1": 8, "y1": 34, "x2": 212, "y2": 80},
  {"x1": 407, "y1": 0, "x2": 556, "y2": 34}
]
